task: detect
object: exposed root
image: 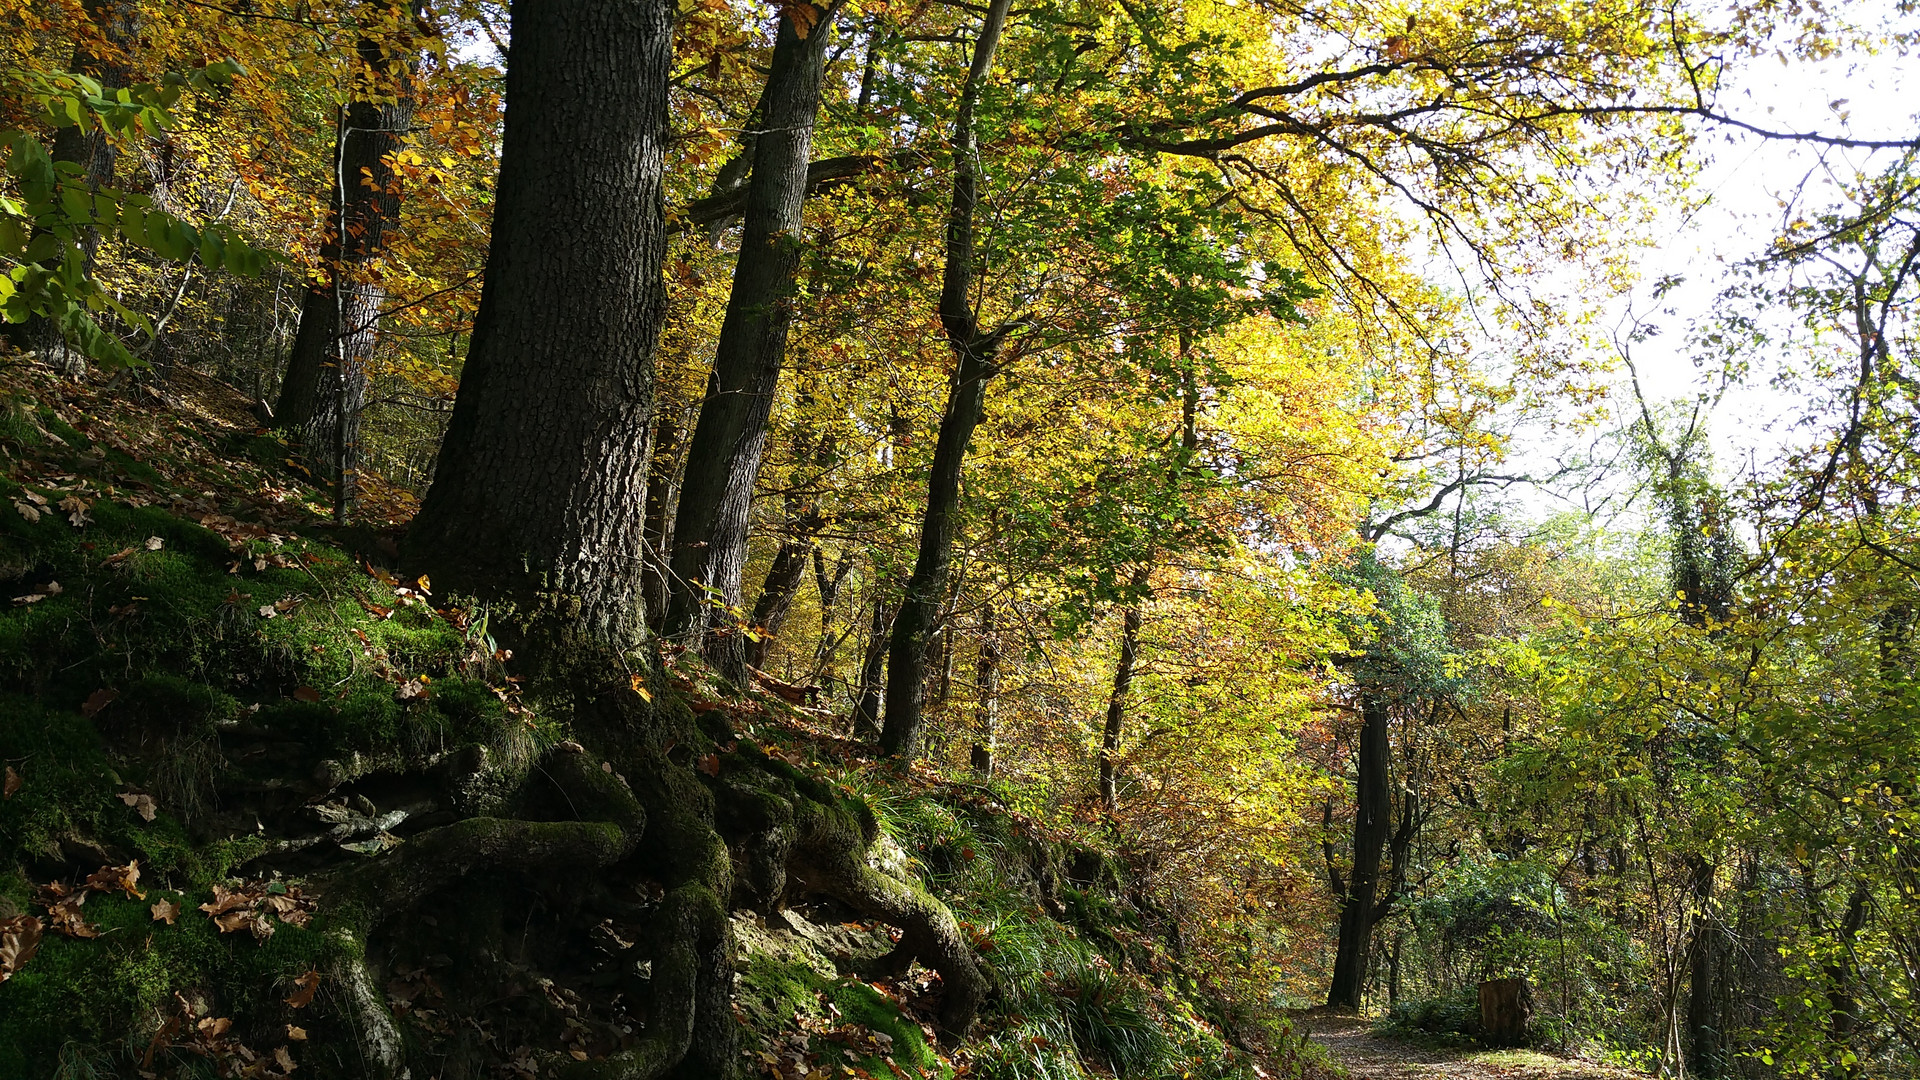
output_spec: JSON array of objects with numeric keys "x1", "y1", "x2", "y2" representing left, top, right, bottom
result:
[{"x1": 785, "y1": 794, "x2": 988, "y2": 1041}]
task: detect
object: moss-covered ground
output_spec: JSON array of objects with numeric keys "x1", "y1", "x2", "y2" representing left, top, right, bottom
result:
[{"x1": 0, "y1": 357, "x2": 1327, "y2": 1080}]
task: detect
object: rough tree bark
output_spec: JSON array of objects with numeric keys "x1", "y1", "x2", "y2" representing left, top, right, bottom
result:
[
  {"x1": 275, "y1": 5, "x2": 413, "y2": 520},
  {"x1": 878, "y1": 0, "x2": 1017, "y2": 759},
  {"x1": 663, "y1": 3, "x2": 836, "y2": 679},
  {"x1": 402, "y1": 0, "x2": 672, "y2": 645}
]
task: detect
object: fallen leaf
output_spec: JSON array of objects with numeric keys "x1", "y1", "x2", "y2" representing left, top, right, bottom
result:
[
  {"x1": 102, "y1": 545, "x2": 137, "y2": 565},
  {"x1": 59, "y1": 495, "x2": 91, "y2": 526},
  {"x1": 151, "y1": 898, "x2": 181, "y2": 924},
  {"x1": 697, "y1": 753, "x2": 720, "y2": 777},
  {"x1": 13, "y1": 500, "x2": 42, "y2": 523},
  {"x1": 570, "y1": 1049, "x2": 589, "y2": 1061},
  {"x1": 291, "y1": 686, "x2": 321, "y2": 703},
  {"x1": 119, "y1": 790, "x2": 157, "y2": 821},
  {"x1": 144, "y1": 536, "x2": 164, "y2": 550},
  {"x1": 394, "y1": 677, "x2": 428, "y2": 702},
  {"x1": 286, "y1": 969, "x2": 321, "y2": 1008},
  {"x1": 258, "y1": 604, "x2": 277, "y2": 619},
  {"x1": 3, "y1": 765, "x2": 19, "y2": 799},
  {"x1": 275, "y1": 1045, "x2": 296, "y2": 1071},
  {"x1": 85, "y1": 860, "x2": 145, "y2": 899},
  {"x1": 11, "y1": 592, "x2": 46, "y2": 606},
  {"x1": 22, "y1": 491, "x2": 47, "y2": 506},
  {"x1": 286, "y1": 1024, "x2": 308, "y2": 1040},
  {"x1": 81, "y1": 688, "x2": 119, "y2": 717},
  {"x1": 0, "y1": 914, "x2": 43, "y2": 982},
  {"x1": 197, "y1": 1016, "x2": 232, "y2": 1037}
]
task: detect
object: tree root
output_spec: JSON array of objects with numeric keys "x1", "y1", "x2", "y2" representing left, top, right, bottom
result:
[{"x1": 785, "y1": 789, "x2": 988, "y2": 1041}]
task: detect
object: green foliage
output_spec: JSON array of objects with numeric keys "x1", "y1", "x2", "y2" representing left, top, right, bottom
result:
[{"x1": 1, "y1": 59, "x2": 275, "y2": 366}]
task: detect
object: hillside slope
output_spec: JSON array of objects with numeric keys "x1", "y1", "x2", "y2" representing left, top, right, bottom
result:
[{"x1": 0, "y1": 355, "x2": 1332, "y2": 1080}]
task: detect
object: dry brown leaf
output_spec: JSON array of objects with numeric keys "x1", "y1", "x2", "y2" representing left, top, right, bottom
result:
[
  {"x1": 0, "y1": 914, "x2": 43, "y2": 982},
  {"x1": 196, "y1": 1016, "x2": 232, "y2": 1037},
  {"x1": 286, "y1": 970, "x2": 321, "y2": 1009},
  {"x1": 291, "y1": 686, "x2": 321, "y2": 703},
  {"x1": 3, "y1": 764, "x2": 19, "y2": 800},
  {"x1": 85, "y1": 859, "x2": 144, "y2": 899},
  {"x1": 151, "y1": 898, "x2": 181, "y2": 924},
  {"x1": 275, "y1": 1044, "x2": 296, "y2": 1071},
  {"x1": 102, "y1": 545, "x2": 136, "y2": 565},
  {"x1": 81, "y1": 688, "x2": 119, "y2": 717},
  {"x1": 13, "y1": 500, "x2": 41, "y2": 523},
  {"x1": 286, "y1": 1024, "x2": 308, "y2": 1040},
  {"x1": 697, "y1": 753, "x2": 720, "y2": 777},
  {"x1": 119, "y1": 790, "x2": 157, "y2": 821},
  {"x1": 144, "y1": 535, "x2": 164, "y2": 550}
]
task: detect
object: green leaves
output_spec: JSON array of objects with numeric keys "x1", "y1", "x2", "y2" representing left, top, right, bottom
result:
[{"x1": 0, "y1": 59, "x2": 274, "y2": 367}]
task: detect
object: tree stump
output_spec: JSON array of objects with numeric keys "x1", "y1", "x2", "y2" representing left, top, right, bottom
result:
[{"x1": 1478, "y1": 977, "x2": 1534, "y2": 1046}]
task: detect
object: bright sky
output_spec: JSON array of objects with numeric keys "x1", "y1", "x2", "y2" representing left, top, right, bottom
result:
[{"x1": 1603, "y1": 22, "x2": 1919, "y2": 476}]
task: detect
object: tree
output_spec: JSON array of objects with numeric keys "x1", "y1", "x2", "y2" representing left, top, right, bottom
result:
[
  {"x1": 274, "y1": 3, "x2": 416, "y2": 521},
  {"x1": 878, "y1": 0, "x2": 1018, "y2": 759},
  {"x1": 663, "y1": 1, "x2": 839, "y2": 678},
  {"x1": 403, "y1": 0, "x2": 672, "y2": 646}
]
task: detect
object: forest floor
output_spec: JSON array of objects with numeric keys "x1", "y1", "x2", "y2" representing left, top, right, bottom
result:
[{"x1": 1300, "y1": 1015, "x2": 1643, "y2": 1080}]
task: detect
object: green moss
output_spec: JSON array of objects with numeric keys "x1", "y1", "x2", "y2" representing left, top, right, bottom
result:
[
  {"x1": 0, "y1": 887, "x2": 338, "y2": 1077},
  {"x1": 735, "y1": 955, "x2": 947, "y2": 1080}
]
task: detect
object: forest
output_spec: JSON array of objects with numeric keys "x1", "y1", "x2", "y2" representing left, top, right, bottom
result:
[{"x1": 0, "y1": 0, "x2": 1917, "y2": 1077}]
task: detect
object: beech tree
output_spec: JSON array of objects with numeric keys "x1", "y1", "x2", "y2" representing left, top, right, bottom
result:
[
  {"x1": 664, "y1": 1, "x2": 839, "y2": 677},
  {"x1": 403, "y1": 0, "x2": 672, "y2": 644},
  {"x1": 274, "y1": 4, "x2": 415, "y2": 520}
]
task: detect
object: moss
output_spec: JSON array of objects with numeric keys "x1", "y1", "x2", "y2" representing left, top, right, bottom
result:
[
  {"x1": 734, "y1": 955, "x2": 948, "y2": 1080},
  {"x1": 35, "y1": 407, "x2": 92, "y2": 450},
  {"x1": 0, "y1": 887, "x2": 338, "y2": 1077}
]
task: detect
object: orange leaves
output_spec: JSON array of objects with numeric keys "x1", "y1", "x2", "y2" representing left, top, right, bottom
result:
[
  {"x1": 782, "y1": 0, "x2": 825, "y2": 39},
  {"x1": 199, "y1": 881, "x2": 316, "y2": 940},
  {"x1": 285, "y1": 969, "x2": 321, "y2": 1009}
]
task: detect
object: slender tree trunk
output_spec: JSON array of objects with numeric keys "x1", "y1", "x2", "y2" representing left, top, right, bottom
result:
[
  {"x1": 879, "y1": 0, "x2": 1015, "y2": 759},
  {"x1": 1686, "y1": 854, "x2": 1721, "y2": 1079},
  {"x1": 1099, "y1": 567, "x2": 1150, "y2": 812},
  {"x1": 852, "y1": 587, "x2": 892, "y2": 738},
  {"x1": 276, "y1": 17, "x2": 412, "y2": 520},
  {"x1": 642, "y1": 403, "x2": 686, "y2": 629},
  {"x1": 744, "y1": 505, "x2": 824, "y2": 670},
  {"x1": 971, "y1": 599, "x2": 998, "y2": 776},
  {"x1": 403, "y1": 0, "x2": 672, "y2": 646},
  {"x1": 1327, "y1": 691, "x2": 1392, "y2": 1010},
  {"x1": 812, "y1": 545, "x2": 855, "y2": 673},
  {"x1": 664, "y1": 3, "x2": 836, "y2": 680}
]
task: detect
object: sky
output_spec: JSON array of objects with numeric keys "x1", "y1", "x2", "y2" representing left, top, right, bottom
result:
[{"x1": 1601, "y1": 19, "x2": 1919, "y2": 475}]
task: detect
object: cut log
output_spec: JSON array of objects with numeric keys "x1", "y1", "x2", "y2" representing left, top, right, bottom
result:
[{"x1": 1478, "y1": 977, "x2": 1533, "y2": 1046}]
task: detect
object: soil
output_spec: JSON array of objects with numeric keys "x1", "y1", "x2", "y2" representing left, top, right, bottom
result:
[{"x1": 1299, "y1": 1014, "x2": 1643, "y2": 1080}]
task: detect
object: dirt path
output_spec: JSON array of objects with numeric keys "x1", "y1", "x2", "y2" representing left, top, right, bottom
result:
[{"x1": 1298, "y1": 1015, "x2": 1637, "y2": 1080}]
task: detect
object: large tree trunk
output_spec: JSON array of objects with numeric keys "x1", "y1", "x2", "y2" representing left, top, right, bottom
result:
[
  {"x1": 1327, "y1": 691, "x2": 1392, "y2": 1010},
  {"x1": 276, "y1": 15, "x2": 413, "y2": 520},
  {"x1": 878, "y1": 0, "x2": 1015, "y2": 759},
  {"x1": 403, "y1": 0, "x2": 672, "y2": 646},
  {"x1": 663, "y1": 4, "x2": 835, "y2": 679}
]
